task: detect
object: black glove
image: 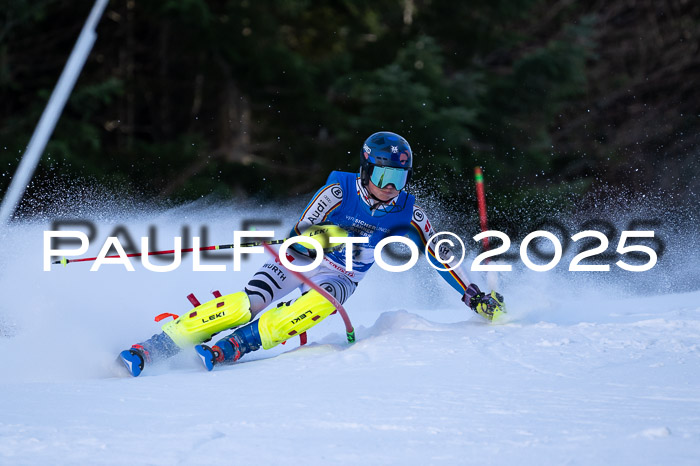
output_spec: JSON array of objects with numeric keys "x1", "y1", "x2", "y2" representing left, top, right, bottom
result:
[{"x1": 462, "y1": 283, "x2": 506, "y2": 321}]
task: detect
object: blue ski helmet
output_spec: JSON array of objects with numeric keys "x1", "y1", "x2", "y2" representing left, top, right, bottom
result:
[{"x1": 360, "y1": 132, "x2": 413, "y2": 191}]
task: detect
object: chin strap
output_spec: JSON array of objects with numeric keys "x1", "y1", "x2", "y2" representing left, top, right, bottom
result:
[
  {"x1": 368, "y1": 193, "x2": 388, "y2": 210},
  {"x1": 357, "y1": 178, "x2": 402, "y2": 212}
]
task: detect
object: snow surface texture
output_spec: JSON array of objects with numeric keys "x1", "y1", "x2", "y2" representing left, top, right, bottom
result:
[{"x1": 1, "y1": 198, "x2": 699, "y2": 465}]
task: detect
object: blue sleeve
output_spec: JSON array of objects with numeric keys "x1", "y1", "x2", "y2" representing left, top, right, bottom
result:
[{"x1": 407, "y1": 207, "x2": 469, "y2": 296}]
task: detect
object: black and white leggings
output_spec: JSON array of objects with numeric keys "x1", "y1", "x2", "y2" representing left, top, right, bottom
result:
[{"x1": 244, "y1": 258, "x2": 358, "y2": 317}]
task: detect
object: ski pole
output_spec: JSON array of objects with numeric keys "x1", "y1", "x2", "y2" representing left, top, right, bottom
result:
[{"x1": 51, "y1": 238, "x2": 289, "y2": 266}]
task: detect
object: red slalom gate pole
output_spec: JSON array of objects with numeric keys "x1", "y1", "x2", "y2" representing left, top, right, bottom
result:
[
  {"x1": 261, "y1": 242, "x2": 355, "y2": 344},
  {"x1": 474, "y1": 166, "x2": 489, "y2": 253},
  {"x1": 474, "y1": 167, "x2": 501, "y2": 293}
]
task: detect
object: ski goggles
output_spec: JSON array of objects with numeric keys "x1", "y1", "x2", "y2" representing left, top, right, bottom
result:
[{"x1": 369, "y1": 165, "x2": 409, "y2": 190}]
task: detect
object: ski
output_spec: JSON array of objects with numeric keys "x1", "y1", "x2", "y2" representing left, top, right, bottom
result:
[
  {"x1": 195, "y1": 344, "x2": 216, "y2": 371},
  {"x1": 118, "y1": 349, "x2": 145, "y2": 377}
]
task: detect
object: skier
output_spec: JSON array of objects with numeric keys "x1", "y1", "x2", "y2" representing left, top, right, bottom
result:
[{"x1": 119, "y1": 131, "x2": 506, "y2": 376}]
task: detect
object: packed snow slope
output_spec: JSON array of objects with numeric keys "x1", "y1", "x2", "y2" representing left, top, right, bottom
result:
[{"x1": 1, "y1": 197, "x2": 699, "y2": 465}]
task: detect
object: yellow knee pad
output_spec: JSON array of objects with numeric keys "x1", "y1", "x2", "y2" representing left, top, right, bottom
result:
[
  {"x1": 257, "y1": 290, "x2": 336, "y2": 349},
  {"x1": 162, "y1": 291, "x2": 252, "y2": 348}
]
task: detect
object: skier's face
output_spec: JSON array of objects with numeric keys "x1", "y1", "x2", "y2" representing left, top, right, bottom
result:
[{"x1": 367, "y1": 179, "x2": 400, "y2": 201}]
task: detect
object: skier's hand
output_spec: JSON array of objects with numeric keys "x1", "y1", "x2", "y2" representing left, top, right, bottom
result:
[
  {"x1": 299, "y1": 223, "x2": 349, "y2": 253},
  {"x1": 292, "y1": 223, "x2": 349, "y2": 258},
  {"x1": 462, "y1": 283, "x2": 506, "y2": 321}
]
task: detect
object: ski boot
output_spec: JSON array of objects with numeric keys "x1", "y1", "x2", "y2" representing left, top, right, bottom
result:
[
  {"x1": 195, "y1": 289, "x2": 337, "y2": 370},
  {"x1": 118, "y1": 331, "x2": 180, "y2": 377},
  {"x1": 119, "y1": 291, "x2": 253, "y2": 376},
  {"x1": 195, "y1": 320, "x2": 262, "y2": 371}
]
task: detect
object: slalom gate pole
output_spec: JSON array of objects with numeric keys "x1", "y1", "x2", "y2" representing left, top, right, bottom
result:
[
  {"x1": 475, "y1": 166, "x2": 500, "y2": 291},
  {"x1": 261, "y1": 242, "x2": 355, "y2": 344},
  {"x1": 51, "y1": 238, "x2": 289, "y2": 266},
  {"x1": 0, "y1": 0, "x2": 109, "y2": 226},
  {"x1": 474, "y1": 166, "x2": 489, "y2": 253}
]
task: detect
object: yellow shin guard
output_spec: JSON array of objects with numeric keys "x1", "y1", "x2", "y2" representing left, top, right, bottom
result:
[
  {"x1": 257, "y1": 290, "x2": 336, "y2": 350},
  {"x1": 162, "y1": 291, "x2": 252, "y2": 348}
]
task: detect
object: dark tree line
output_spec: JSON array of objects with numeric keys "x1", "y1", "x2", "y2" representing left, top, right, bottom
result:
[{"x1": 1, "y1": 0, "x2": 698, "y2": 213}]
